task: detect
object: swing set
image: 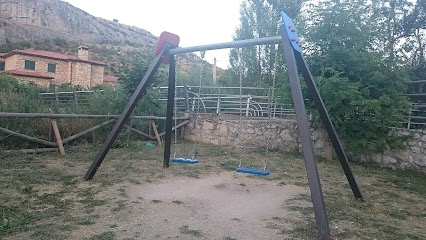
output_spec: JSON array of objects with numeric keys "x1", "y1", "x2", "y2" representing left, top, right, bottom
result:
[
  {"x1": 170, "y1": 46, "x2": 276, "y2": 176},
  {"x1": 83, "y1": 11, "x2": 364, "y2": 240}
]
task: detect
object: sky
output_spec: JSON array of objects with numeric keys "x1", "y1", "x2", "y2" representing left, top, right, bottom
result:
[{"x1": 62, "y1": 0, "x2": 244, "y2": 68}]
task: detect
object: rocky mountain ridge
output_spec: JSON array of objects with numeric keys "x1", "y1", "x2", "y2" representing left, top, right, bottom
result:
[{"x1": 0, "y1": 0, "x2": 157, "y2": 46}]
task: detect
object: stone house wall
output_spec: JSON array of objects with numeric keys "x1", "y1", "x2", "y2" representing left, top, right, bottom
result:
[
  {"x1": 91, "y1": 65, "x2": 104, "y2": 87},
  {"x1": 4, "y1": 54, "x2": 70, "y2": 84},
  {"x1": 11, "y1": 75, "x2": 50, "y2": 88},
  {"x1": 1, "y1": 53, "x2": 104, "y2": 89},
  {"x1": 73, "y1": 62, "x2": 92, "y2": 88}
]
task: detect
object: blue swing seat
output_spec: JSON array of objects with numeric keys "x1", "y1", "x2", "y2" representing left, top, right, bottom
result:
[
  {"x1": 171, "y1": 158, "x2": 199, "y2": 164},
  {"x1": 236, "y1": 167, "x2": 270, "y2": 176}
]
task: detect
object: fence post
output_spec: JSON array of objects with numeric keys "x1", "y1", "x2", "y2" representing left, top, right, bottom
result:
[
  {"x1": 184, "y1": 84, "x2": 189, "y2": 112},
  {"x1": 407, "y1": 105, "x2": 413, "y2": 129},
  {"x1": 273, "y1": 103, "x2": 277, "y2": 118},
  {"x1": 216, "y1": 88, "x2": 221, "y2": 115},
  {"x1": 268, "y1": 88, "x2": 271, "y2": 118},
  {"x1": 73, "y1": 89, "x2": 78, "y2": 104},
  {"x1": 54, "y1": 90, "x2": 59, "y2": 105},
  {"x1": 245, "y1": 95, "x2": 251, "y2": 116},
  {"x1": 191, "y1": 98, "x2": 196, "y2": 112},
  {"x1": 51, "y1": 119, "x2": 65, "y2": 155},
  {"x1": 151, "y1": 120, "x2": 162, "y2": 146}
]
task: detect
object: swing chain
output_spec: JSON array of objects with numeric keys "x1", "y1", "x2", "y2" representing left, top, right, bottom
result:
[
  {"x1": 264, "y1": 44, "x2": 279, "y2": 170},
  {"x1": 173, "y1": 55, "x2": 178, "y2": 158},
  {"x1": 238, "y1": 48, "x2": 243, "y2": 168},
  {"x1": 192, "y1": 51, "x2": 205, "y2": 159}
]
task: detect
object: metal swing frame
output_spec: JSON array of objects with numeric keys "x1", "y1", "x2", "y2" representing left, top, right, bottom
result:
[{"x1": 83, "y1": 12, "x2": 364, "y2": 240}]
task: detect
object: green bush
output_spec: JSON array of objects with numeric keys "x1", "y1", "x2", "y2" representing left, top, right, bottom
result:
[{"x1": 0, "y1": 75, "x2": 166, "y2": 149}]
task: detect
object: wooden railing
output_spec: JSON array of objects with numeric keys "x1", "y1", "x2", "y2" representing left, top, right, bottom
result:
[{"x1": 0, "y1": 112, "x2": 189, "y2": 155}]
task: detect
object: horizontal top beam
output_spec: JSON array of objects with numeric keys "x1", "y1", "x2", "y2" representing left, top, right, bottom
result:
[{"x1": 168, "y1": 36, "x2": 282, "y2": 55}]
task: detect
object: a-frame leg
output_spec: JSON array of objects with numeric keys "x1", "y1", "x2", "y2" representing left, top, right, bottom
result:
[
  {"x1": 83, "y1": 44, "x2": 170, "y2": 181},
  {"x1": 295, "y1": 53, "x2": 364, "y2": 201},
  {"x1": 163, "y1": 55, "x2": 176, "y2": 168},
  {"x1": 280, "y1": 27, "x2": 331, "y2": 240}
]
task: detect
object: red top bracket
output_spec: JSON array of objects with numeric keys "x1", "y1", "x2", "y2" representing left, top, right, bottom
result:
[{"x1": 154, "y1": 31, "x2": 180, "y2": 64}]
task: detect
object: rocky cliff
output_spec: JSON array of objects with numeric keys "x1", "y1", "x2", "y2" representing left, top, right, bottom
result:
[{"x1": 0, "y1": 0, "x2": 157, "y2": 46}]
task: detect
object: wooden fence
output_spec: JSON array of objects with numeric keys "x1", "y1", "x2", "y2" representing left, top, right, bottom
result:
[{"x1": 0, "y1": 112, "x2": 189, "y2": 155}]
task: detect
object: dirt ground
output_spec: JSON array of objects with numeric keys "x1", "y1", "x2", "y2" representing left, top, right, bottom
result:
[
  {"x1": 125, "y1": 172, "x2": 304, "y2": 239},
  {"x1": 66, "y1": 171, "x2": 306, "y2": 240},
  {"x1": 1, "y1": 142, "x2": 425, "y2": 240}
]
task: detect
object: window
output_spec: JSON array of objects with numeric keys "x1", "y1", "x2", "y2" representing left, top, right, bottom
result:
[
  {"x1": 48, "y1": 63, "x2": 56, "y2": 73},
  {"x1": 0, "y1": 62, "x2": 4, "y2": 71},
  {"x1": 25, "y1": 60, "x2": 35, "y2": 70}
]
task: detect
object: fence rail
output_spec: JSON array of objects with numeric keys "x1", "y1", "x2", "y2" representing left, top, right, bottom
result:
[
  {"x1": 157, "y1": 86, "x2": 295, "y2": 118},
  {"x1": 405, "y1": 81, "x2": 426, "y2": 129},
  {"x1": 40, "y1": 90, "x2": 95, "y2": 105},
  {"x1": 0, "y1": 112, "x2": 190, "y2": 154},
  {"x1": 37, "y1": 85, "x2": 425, "y2": 129}
]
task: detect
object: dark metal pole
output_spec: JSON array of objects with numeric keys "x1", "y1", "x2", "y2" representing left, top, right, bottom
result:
[
  {"x1": 163, "y1": 55, "x2": 176, "y2": 168},
  {"x1": 295, "y1": 53, "x2": 364, "y2": 201},
  {"x1": 280, "y1": 27, "x2": 331, "y2": 240},
  {"x1": 83, "y1": 44, "x2": 170, "y2": 180}
]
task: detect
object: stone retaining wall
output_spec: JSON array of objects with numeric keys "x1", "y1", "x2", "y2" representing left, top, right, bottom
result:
[
  {"x1": 183, "y1": 114, "x2": 333, "y2": 160},
  {"x1": 183, "y1": 114, "x2": 426, "y2": 174},
  {"x1": 358, "y1": 129, "x2": 426, "y2": 174}
]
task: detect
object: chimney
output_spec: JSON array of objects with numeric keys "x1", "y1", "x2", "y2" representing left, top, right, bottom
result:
[
  {"x1": 78, "y1": 46, "x2": 89, "y2": 60},
  {"x1": 213, "y1": 58, "x2": 217, "y2": 83}
]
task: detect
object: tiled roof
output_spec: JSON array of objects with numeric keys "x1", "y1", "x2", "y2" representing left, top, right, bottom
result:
[
  {"x1": 2, "y1": 49, "x2": 106, "y2": 66},
  {"x1": 103, "y1": 75, "x2": 119, "y2": 83},
  {"x1": 4, "y1": 69, "x2": 54, "y2": 79},
  {"x1": 0, "y1": 53, "x2": 7, "y2": 57}
]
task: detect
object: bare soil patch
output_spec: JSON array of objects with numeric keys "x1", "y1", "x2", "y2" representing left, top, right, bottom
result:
[{"x1": 123, "y1": 171, "x2": 304, "y2": 239}]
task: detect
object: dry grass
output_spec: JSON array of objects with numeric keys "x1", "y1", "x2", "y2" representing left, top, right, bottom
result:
[{"x1": 0, "y1": 140, "x2": 425, "y2": 239}]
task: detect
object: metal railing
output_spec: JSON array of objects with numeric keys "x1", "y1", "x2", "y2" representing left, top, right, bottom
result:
[
  {"x1": 40, "y1": 90, "x2": 95, "y2": 105},
  {"x1": 37, "y1": 84, "x2": 425, "y2": 128},
  {"x1": 157, "y1": 86, "x2": 295, "y2": 118},
  {"x1": 404, "y1": 80, "x2": 426, "y2": 129}
]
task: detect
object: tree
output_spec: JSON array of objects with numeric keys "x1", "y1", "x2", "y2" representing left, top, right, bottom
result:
[
  {"x1": 229, "y1": 0, "x2": 306, "y2": 87},
  {"x1": 302, "y1": 0, "x2": 410, "y2": 152},
  {"x1": 402, "y1": 0, "x2": 426, "y2": 78}
]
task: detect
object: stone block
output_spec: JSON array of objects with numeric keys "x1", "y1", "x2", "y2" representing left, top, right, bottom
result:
[
  {"x1": 219, "y1": 124, "x2": 227, "y2": 134},
  {"x1": 280, "y1": 129, "x2": 293, "y2": 141},
  {"x1": 383, "y1": 156, "x2": 397, "y2": 164},
  {"x1": 203, "y1": 121, "x2": 215, "y2": 130},
  {"x1": 414, "y1": 158, "x2": 426, "y2": 167},
  {"x1": 247, "y1": 128, "x2": 255, "y2": 134}
]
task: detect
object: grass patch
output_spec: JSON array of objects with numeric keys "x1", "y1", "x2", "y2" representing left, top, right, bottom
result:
[
  {"x1": 223, "y1": 237, "x2": 237, "y2": 240},
  {"x1": 220, "y1": 160, "x2": 239, "y2": 171},
  {"x1": 89, "y1": 231, "x2": 116, "y2": 240},
  {"x1": 61, "y1": 176, "x2": 79, "y2": 186},
  {"x1": 78, "y1": 215, "x2": 99, "y2": 225},
  {"x1": 112, "y1": 200, "x2": 126, "y2": 212},
  {"x1": 179, "y1": 225, "x2": 203, "y2": 237}
]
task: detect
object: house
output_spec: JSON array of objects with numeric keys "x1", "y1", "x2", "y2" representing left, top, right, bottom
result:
[
  {"x1": 103, "y1": 74, "x2": 119, "y2": 89},
  {"x1": 0, "y1": 46, "x2": 106, "y2": 89}
]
